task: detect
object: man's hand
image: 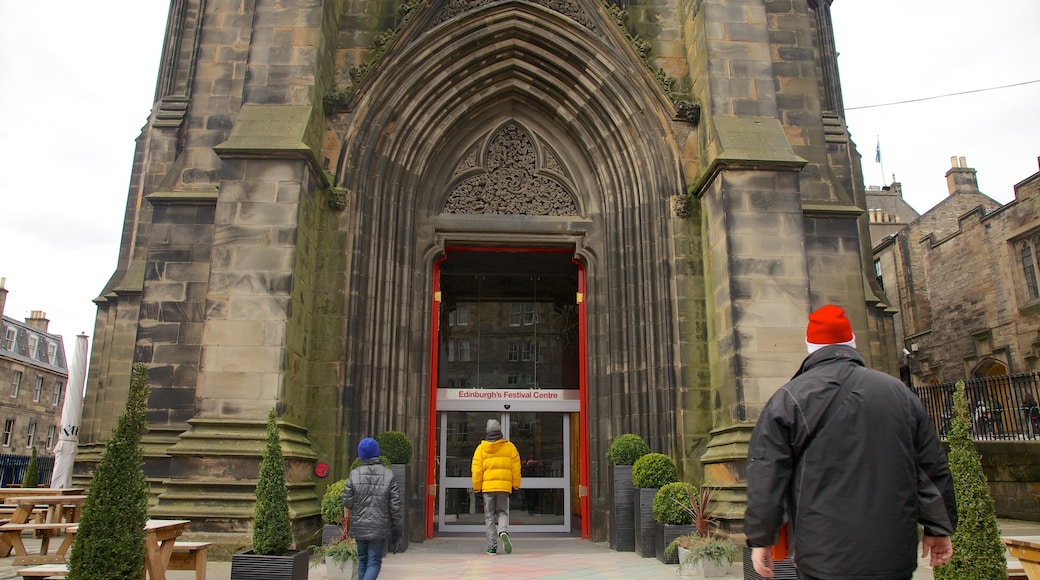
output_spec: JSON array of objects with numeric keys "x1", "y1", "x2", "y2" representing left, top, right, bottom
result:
[
  {"x1": 921, "y1": 535, "x2": 953, "y2": 567},
  {"x1": 751, "y1": 546, "x2": 775, "y2": 578}
]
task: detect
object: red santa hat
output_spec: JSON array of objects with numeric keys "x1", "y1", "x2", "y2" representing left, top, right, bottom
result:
[{"x1": 805, "y1": 304, "x2": 857, "y2": 353}]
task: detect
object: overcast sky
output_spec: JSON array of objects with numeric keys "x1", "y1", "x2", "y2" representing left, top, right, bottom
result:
[{"x1": 2, "y1": 1, "x2": 1038, "y2": 364}]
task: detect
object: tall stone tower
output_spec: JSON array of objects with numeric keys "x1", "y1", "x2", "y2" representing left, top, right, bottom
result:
[{"x1": 81, "y1": 0, "x2": 892, "y2": 547}]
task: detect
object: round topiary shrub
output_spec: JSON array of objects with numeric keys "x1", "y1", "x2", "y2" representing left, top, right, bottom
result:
[
  {"x1": 652, "y1": 482, "x2": 697, "y2": 525},
  {"x1": 607, "y1": 433, "x2": 650, "y2": 466},
  {"x1": 321, "y1": 479, "x2": 347, "y2": 525},
  {"x1": 376, "y1": 430, "x2": 413, "y2": 464},
  {"x1": 632, "y1": 452, "x2": 679, "y2": 488},
  {"x1": 350, "y1": 455, "x2": 391, "y2": 470}
]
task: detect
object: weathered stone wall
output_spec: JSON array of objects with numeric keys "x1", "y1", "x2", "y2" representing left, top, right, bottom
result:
[{"x1": 977, "y1": 441, "x2": 1040, "y2": 521}]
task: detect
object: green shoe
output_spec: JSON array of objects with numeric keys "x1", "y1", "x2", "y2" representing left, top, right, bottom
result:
[
  {"x1": 486, "y1": 547, "x2": 496, "y2": 555},
  {"x1": 500, "y1": 532, "x2": 512, "y2": 554}
]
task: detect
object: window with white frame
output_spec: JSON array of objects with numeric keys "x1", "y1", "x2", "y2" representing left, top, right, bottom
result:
[
  {"x1": 448, "y1": 305, "x2": 469, "y2": 327},
  {"x1": 52, "y1": 382, "x2": 63, "y2": 406},
  {"x1": 522, "y1": 303, "x2": 537, "y2": 325},
  {"x1": 10, "y1": 372, "x2": 21, "y2": 398},
  {"x1": 46, "y1": 425, "x2": 56, "y2": 449},
  {"x1": 27, "y1": 335, "x2": 39, "y2": 359},
  {"x1": 2, "y1": 420, "x2": 13, "y2": 447},
  {"x1": 32, "y1": 377, "x2": 43, "y2": 402},
  {"x1": 1020, "y1": 234, "x2": 1040, "y2": 301},
  {"x1": 509, "y1": 303, "x2": 522, "y2": 326},
  {"x1": 26, "y1": 422, "x2": 36, "y2": 447},
  {"x1": 46, "y1": 342, "x2": 57, "y2": 365},
  {"x1": 2, "y1": 327, "x2": 14, "y2": 351},
  {"x1": 508, "y1": 342, "x2": 520, "y2": 362}
]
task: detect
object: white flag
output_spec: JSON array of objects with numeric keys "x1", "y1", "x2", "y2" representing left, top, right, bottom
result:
[{"x1": 51, "y1": 334, "x2": 88, "y2": 488}]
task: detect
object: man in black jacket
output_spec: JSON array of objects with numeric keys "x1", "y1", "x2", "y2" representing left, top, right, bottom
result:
[
  {"x1": 745, "y1": 305, "x2": 956, "y2": 580},
  {"x1": 343, "y1": 438, "x2": 404, "y2": 580}
]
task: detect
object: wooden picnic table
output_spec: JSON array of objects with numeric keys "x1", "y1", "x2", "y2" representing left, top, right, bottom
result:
[
  {"x1": 61, "y1": 519, "x2": 192, "y2": 579},
  {"x1": 0, "y1": 496, "x2": 87, "y2": 558},
  {"x1": 1004, "y1": 536, "x2": 1040, "y2": 580},
  {"x1": 0, "y1": 522, "x2": 78, "y2": 565}
]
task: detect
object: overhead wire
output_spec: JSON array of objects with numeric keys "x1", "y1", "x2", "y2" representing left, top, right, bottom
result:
[{"x1": 845, "y1": 79, "x2": 1040, "y2": 111}]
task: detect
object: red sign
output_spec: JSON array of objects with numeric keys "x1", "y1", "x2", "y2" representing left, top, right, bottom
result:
[{"x1": 314, "y1": 462, "x2": 330, "y2": 478}]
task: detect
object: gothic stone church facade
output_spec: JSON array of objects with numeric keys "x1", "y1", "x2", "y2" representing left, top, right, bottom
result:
[{"x1": 81, "y1": 0, "x2": 895, "y2": 546}]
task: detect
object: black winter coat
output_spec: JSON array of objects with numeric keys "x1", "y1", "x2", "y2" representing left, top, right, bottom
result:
[
  {"x1": 342, "y1": 459, "x2": 404, "y2": 542},
  {"x1": 745, "y1": 345, "x2": 956, "y2": 580}
]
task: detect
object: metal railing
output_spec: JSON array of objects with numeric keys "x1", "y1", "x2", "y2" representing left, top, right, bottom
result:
[
  {"x1": 913, "y1": 372, "x2": 1040, "y2": 440},
  {"x1": 0, "y1": 454, "x2": 55, "y2": 487}
]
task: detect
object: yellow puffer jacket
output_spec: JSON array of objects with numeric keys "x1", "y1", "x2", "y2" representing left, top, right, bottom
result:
[{"x1": 471, "y1": 439, "x2": 521, "y2": 493}]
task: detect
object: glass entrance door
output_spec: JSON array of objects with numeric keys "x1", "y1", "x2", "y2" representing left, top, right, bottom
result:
[{"x1": 437, "y1": 411, "x2": 571, "y2": 532}]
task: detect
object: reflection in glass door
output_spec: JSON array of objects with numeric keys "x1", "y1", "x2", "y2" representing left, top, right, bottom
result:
[{"x1": 438, "y1": 411, "x2": 570, "y2": 532}]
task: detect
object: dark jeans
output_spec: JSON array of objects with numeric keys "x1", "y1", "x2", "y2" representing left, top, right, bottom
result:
[{"x1": 356, "y1": 538, "x2": 386, "y2": 580}]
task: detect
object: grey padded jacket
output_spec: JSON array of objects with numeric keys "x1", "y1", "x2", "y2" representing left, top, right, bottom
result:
[
  {"x1": 745, "y1": 345, "x2": 957, "y2": 580},
  {"x1": 342, "y1": 458, "x2": 404, "y2": 542}
]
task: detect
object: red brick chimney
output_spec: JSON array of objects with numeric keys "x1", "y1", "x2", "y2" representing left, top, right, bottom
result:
[{"x1": 945, "y1": 156, "x2": 979, "y2": 195}]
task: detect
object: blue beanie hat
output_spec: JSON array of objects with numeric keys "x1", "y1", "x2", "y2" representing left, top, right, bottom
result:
[{"x1": 358, "y1": 437, "x2": 380, "y2": 460}]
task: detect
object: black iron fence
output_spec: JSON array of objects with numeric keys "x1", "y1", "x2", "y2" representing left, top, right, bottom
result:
[
  {"x1": 0, "y1": 454, "x2": 55, "y2": 487},
  {"x1": 913, "y1": 372, "x2": 1040, "y2": 440}
]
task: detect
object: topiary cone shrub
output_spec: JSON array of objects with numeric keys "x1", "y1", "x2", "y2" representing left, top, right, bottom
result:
[
  {"x1": 632, "y1": 453, "x2": 679, "y2": 488},
  {"x1": 321, "y1": 479, "x2": 347, "y2": 526},
  {"x1": 608, "y1": 434, "x2": 650, "y2": 466},
  {"x1": 375, "y1": 431, "x2": 413, "y2": 464},
  {"x1": 253, "y1": 408, "x2": 293, "y2": 556},
  {"x1": 933, "y1": 381, "x2": 1007, "y2": 580},
  {"x1": 21, "y1": 446, "x2": 39, "y2": 488},
  {"x1": 68, "y1": 363, "x2": 150, "y2": 579},
  {"x1": 652, "y1": 481, "x2": 696, "y2": 525}
]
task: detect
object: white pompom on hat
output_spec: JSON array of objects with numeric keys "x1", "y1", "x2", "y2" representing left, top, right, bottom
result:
[{"x1": 805, "y1": 304, "x2": 857, "y2": 353}]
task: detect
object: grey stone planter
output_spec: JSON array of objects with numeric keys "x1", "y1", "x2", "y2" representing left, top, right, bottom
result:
[
  {"x1": 391, "y1": 463, "x2": 409, "y2": 553},
  {"x1": 230, "y1": 548, "x2": 309, "y2": 580},
  {"x1": 655, "y1": 523, "x2": 695, "y2": 564},
  {"x1": 609, "y1": 465, "x2": 635, "y2": 551},
  {"x1": 742, "y1": 546, "x2": 797, "y2": 579},
  {"x1": 633, "y1": 487, "x2": 658, "y2": 558}
]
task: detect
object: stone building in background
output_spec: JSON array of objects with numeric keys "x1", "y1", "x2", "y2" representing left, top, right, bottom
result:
[
  {"x1": 873, "y1": 157, "x2": 1040, "y2": 385},
  {"x1": 81, "y1": 0, "x2": 893, "y2": 547},
  {"x1": 0, "y1": 279, "x2": 67, "y2": 460}
]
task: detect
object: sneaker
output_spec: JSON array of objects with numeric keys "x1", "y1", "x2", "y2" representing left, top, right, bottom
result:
[
  {"x1": 500, "y1": 532, "x2": 512, "y2": 554},
  {"x1": 486, "y1": 547, "x2": 496, "y2": 555}
]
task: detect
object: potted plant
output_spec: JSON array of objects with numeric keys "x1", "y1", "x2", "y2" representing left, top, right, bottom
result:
[
  {"x1": 376, "y1": 430, "x2": 412, "y2": 552},
  {"x1": 607, "y1": 434, "x2": 648, "y2": 552},
  {"x1": 67, "y1": 363, "x2": 150, "y2": 578},
  {"x1": 631, "y1": 452, "x2": 678, "y2": 558},
  {"x1": 21, "y1": 447, "x2": 39, "y2": 488},
  {"x1": 652, "y1": 481, "x2": 696, "y2": 564},
  {"x1": 321, "y1": 479, "x2": 347, "y2": 545},
  {"x1": 934, "y1": 381, "x2": 1007, "y2": 579},
  {"x1": 667, "y1": 486, "x2": 738, "y2": 577},
  {"x1": 310, "y1": 535, "x2": 358, "y2": 580},
  {"x1": 230, "y1": 408, "x2": 309, "y2": 580}
]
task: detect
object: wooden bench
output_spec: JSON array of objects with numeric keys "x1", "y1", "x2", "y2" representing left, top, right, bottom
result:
[
  {"x1": 16, "y1": 541, "x2": 209, "y2": 579},
  {"x1": 168, "y1": 541, "x2": 211, "y2": 580},
  {"x1": 16, "y1": 563, "x2": 67, "y2": 579},
  {"x1": 1008, "y1": 558, "x2": 1027, "y2": 580},
  {"x1": 0, "y1": 523, "x2": 78, "y2": 565}
]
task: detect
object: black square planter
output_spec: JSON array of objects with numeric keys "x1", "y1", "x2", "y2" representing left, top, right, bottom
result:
[
  {"x1": 656, "y1": 523, "x2": 695, "y2": 564},
  {"x1": 391, "y1": 463, "x2": 409, "y2": 553},
  {"x1": 609, "y1": 465, "x2": 635, "y2": 552},
  {"x1": 230, "y1": 548, "x2": 309, "y2": 580},
  {"x1": 633, "y1": 487, "x2": 658, "y2": 558}
]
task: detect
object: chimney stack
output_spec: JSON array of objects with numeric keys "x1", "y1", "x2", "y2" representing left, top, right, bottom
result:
[
  {"x1": 945, "y1": 156, "x2": 979, "y2": 196},
  {"x1": 0, "y1": 277, "x2": 7, "y2": 321},
  {"x1": 25, "y1": 310, "x2": 50, "y2": 333}
]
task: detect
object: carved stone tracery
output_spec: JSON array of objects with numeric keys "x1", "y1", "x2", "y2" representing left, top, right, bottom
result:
[{"x1": 443, "y1": 123, "x2": 579, "y2": 216}]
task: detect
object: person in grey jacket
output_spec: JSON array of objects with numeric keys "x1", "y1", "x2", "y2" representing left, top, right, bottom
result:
[
  {"x1": 745, "y1": 305, "x2": 957, "y2": 580},
  {"x1": 343, "y1": 438, "x2": 404, "y2": 580}
]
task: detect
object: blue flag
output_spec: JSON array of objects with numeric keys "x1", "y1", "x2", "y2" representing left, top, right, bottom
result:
[{"x1": 875, "y1": 139, "x2": 881, "y2": 164}]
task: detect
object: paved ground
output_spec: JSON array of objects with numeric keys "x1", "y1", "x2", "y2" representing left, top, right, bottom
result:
[{"x1": 0, "y1": 518, "x2": 1036, "y2": 579}]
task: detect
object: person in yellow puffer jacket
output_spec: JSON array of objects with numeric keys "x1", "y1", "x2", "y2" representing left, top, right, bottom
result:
[{"x1": 471, "y1": 419, "x2": 521, "y2": 555}]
